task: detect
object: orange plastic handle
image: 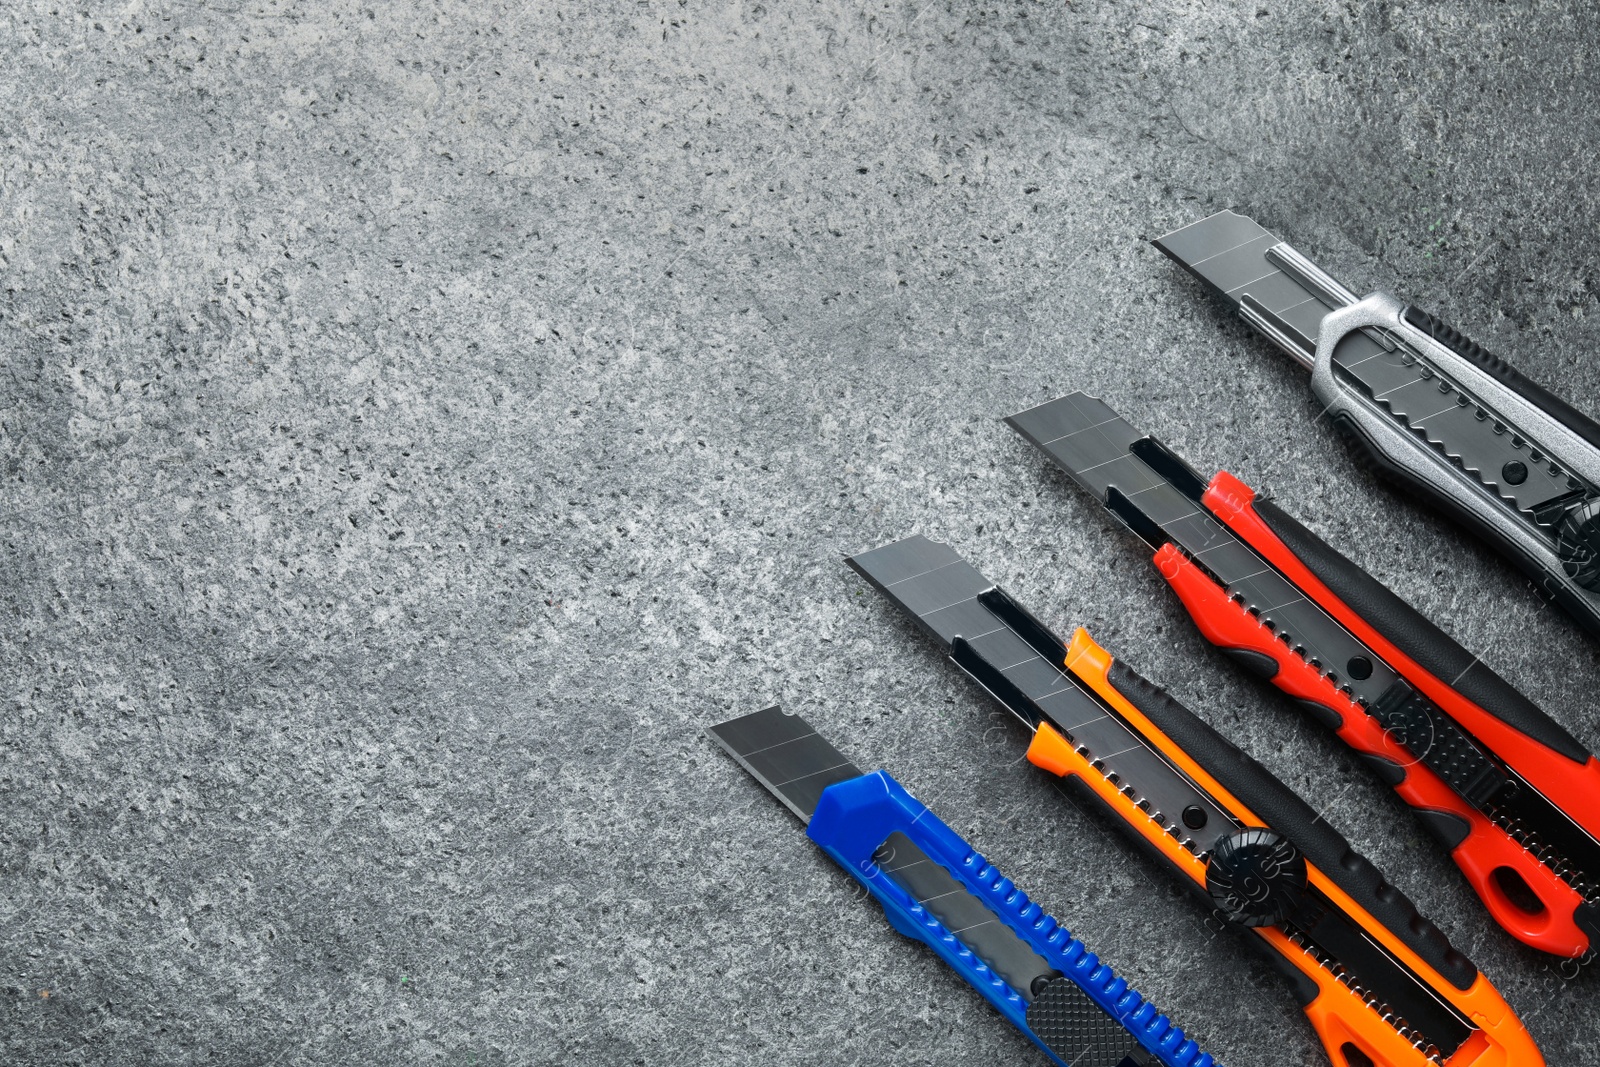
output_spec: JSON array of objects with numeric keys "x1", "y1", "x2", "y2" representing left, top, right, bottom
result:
[{"x1": 1023, "y1": 628, "x2": 1544, "y2": 1067}]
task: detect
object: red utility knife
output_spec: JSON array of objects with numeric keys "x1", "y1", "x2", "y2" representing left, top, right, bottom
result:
[{"x1": 1007, "y1": 391, "x2": 1600, "y2": 958}]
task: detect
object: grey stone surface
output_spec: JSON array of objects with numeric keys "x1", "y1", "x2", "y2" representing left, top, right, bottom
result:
[{"x1": 4, "y1": 1, "x2": 1600, "y2": 1064}]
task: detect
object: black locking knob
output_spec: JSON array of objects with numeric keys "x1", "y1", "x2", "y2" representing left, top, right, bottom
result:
[
  {"x1": 1557, "y1": 499, "x2": 1600, "y2": 590},
  {"x1": 1205, "y1": 828, "x2": 1308, "y2": 927}
]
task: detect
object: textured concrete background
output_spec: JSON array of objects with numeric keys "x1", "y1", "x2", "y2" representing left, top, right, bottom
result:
[{"x1": 5, "y1": 1, "x2": 1600, "y2": 1064}]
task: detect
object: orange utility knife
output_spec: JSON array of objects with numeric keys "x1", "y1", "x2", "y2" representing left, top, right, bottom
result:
[{"x1": 848, "y1": 535, "x2": 1542, "y2": 1067}]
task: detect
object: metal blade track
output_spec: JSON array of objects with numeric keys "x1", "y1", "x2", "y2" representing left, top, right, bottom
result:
[
  {"x1": 1331, "y1": 337, "x2": 1586, "y2": 528},
  {"x1": 847, "y1": 535, "x2": 1234, "y2": 856}
]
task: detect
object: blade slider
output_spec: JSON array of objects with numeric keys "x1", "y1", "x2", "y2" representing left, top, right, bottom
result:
[
  {"x1": 1217, "y1": 586, "x2": 1361, "y2": 702},
  {"x1": 1153, "y1": 537, "x2": 1364, "y2": 703}
]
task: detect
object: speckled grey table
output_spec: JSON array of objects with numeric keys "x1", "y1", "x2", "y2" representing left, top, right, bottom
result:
[{"x1": 5, "y1": 2, "x2": 1600, "y2": 1064}]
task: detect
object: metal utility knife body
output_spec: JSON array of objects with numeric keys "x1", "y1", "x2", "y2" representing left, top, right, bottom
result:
[
  {"x1": 848, "y1": 536, "x2": 1542, "y2": 1067},
  {"x1": 707, "y1": 706, "x2": 1215, "y2": 1067},
  {"x1": 1154, "y1": 209, "x2": 1600, "y2": 639},
  {"x1": 1007, "y1": 391, "x2": 1600, "y2": 959}
]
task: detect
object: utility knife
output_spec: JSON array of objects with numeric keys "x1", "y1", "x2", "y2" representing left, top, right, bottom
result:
[
  {"x1": 1154, "y1": 209, "x2": 1600, "y2": 640},
  {"x1": 1006, "y1": 390, "x2": 1600, "y2": 959},
  {"x1": 707, "y1": 704, "x2": 1216, "y2": 1067},
  {"x1": 848, "y1": 535, "x2": 1543, "y2": 1067}
]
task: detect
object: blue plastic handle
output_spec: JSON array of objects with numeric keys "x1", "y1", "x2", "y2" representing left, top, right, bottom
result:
[{"x1": 807, "y1": 770, "x2": 1218, "y2": 1067}]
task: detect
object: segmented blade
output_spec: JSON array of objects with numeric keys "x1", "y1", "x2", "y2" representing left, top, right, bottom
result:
[
  {"x1": 706, "y1": 706, "x2": 862, "y2": 823},
  {"x1": 707, "y1": 708, "x2": 1088, "y2": 1017},
  {"x1": 1153, "y1": 209, "x2": 1333, "y2": 353},
  {"x1": 1008, "y1": 392, "x2": 1534, "y2": 833},
  {"x1": 871, "y1": 828, "x2": 1064, "y2": 1008},
  {"x1": 847, "y1": 538, "x2": 1481, "y2": 1061},
  {"x1": 1157, "y1": 211, "x2": 1585, "y2": 526},
  {"x1": 1005, "y1": 392, "x2": 1164, "y2": 508}
]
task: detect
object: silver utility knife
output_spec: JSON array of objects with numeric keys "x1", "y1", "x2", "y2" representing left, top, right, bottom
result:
[{"x1": 1156, "y1": 209, "x2": 1600, "y2": 640}]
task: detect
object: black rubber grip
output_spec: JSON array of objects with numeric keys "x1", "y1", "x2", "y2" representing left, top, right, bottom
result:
[
  {"x1": 1413, "y1": 808, "x2": 1473, "y2": 851},
  {"x1": 1220, "y1": 647, "x2": 1280, "y2": 680},
  {"x1": 1297, "y1": 697, "x2": 1345, "y2": 732},
  {"x1": 1105, "y1": 660, "x2": 1479, "y2": 991},
  {"x1": 1356, "y1": 750, "x2": 1407, "y2": 788},
  {"x1": 1252, "y1": 497, "x2": 1591, "y2": 764},
  {"x1": 1403, "y1": 306, "x2": 1600, "y2": 454}
]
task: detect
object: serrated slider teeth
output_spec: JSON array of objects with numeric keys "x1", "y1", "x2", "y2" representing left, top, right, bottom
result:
[
  {"x1": 1223, "y1": 587, "x2": 1362, "y2": 699},
  {"x1": 1284, "y1": 929, "x2": 1445, "y2": 1062},
  {"x1": 1484, "y1": 803, "x2": 1600, "y2": 903},
  {"x1": 1067, "y1": 730, "x2": 1217, "y2": 857}
]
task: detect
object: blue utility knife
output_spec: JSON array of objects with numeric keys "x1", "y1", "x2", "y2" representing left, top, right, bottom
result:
[{"x1": 707, "y1": 705, "x2": 1220, "y2": 1067}]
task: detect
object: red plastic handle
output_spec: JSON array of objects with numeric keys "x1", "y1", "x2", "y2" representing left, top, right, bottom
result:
[
  {"x1": 1204, "y1": 470, "x2": 1600, "y2": 846},
  {"x1": 1156, "y1": 542, "x2": 1593, "y2": 957}
]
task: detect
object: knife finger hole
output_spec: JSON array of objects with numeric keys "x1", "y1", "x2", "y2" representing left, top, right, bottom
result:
[
  {"x1": 1338, "y1": 1042, "x2": 1376, "y2": 1067},
  {"x1": 1490, "y1": 866, "x2": 1548, "y2": 916}
]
